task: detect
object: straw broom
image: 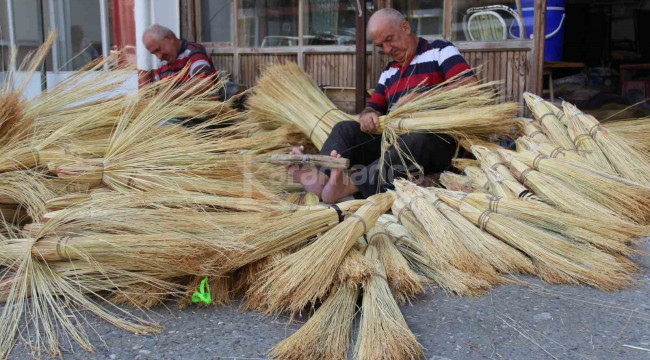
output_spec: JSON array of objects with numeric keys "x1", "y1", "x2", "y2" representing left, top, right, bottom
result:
[
  {"x1": 564, "y1": 102, "x2": 650, "y2": 185},
  {"x1": 565, "y1": 105, "x2": 618, "y2": 175},
  {"x1": 268, "y1": 285, "x2": 359, "y2": 360},
  {"x1": 367, "y1": 224, "x2": 425, "y2": 304},
  {"x1": 377, "y1": 102, "x2": 519, "y2": 137},
  {"x1": 472, "y1": 146, "x2": 544, "y2": 200},
  {"x1": 431, "y1": 191, "x2": 536, "y2": 275},
  {"x1": 463, "y1": 166, "x2": 491, "y2": 193},
  {"x1": 500, "y1": 151, "x2": 636, "y2": 222},
  {"x1": 391, "y1": 195, "x2": 492, "y2": 296},
  {"x1": 247, "y1": 62, "x2": 355, "y2": 149},
  {"x1": 238, "y1": 251, "x2": 291, "y2": 313},
  {"x1": 268, "y1": 248, "x2": 370, "y2": 360},
  {"x1": 0, "y1": 235, "x2": 163, "y2": 359},
  {"x1": 531, "y1": 141, "x2": 595, "y2": 167},
  {"x1": 247, "y1": 192, "x2": 393, "y2": 316},
  {"x1": 523, "y1": 92, "x2": 575, "y2": 150},
  {"x1": 510, "y1": 149, "x2": 650, "y2": 223},
  {"x1": 376, "y1": 214, "x2": 441, "y2": 283},
  {"x1": 394, "y1": 180, "x2": 499, "y2": 277},
  {"x1": 354, "y1": 242, "x2": 423, "y2": 360},
  {"x1": 482, "y1": 167, "x2": 516, "y2": 198},
  {"x1": 520, "y1": 119, "x2": 553, "y2": 145},
  {"x1": 455, "y1": 201, "x2": 634, "y2": 290},
  {"x1": 1, "y1": 233, "x2": 244, "y2": 276},
  {"x1": 461, "y1": 193, "x2": 640, "y2": 255},
  {"x1": 230, "y1": 199, "x2": 366, "y2": 270}
]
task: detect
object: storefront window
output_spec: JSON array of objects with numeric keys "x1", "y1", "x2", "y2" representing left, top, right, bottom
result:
[
  {"x1": 303, "y1": 0, "x2": 356, "y2": 46},
  {"x1": 238, "y1": 0, "x2": 299, "y2": 47},
  {"x1": 201, "y1": 0, "x2": 233, "y2": 44},
  {"x1": 393, "y1": 0, "x2": 444, "y2": 38},
  {"x1": 452, "y1": 0, "x2": 526, "y2": 42}
]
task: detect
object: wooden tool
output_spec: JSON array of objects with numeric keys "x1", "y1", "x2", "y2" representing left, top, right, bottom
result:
[{"x1": 263, "y1": 154, "x2": 350, "y2": 169}]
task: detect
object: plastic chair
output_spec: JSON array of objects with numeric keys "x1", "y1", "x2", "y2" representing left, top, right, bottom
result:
[{"x1": 462, "y1": 5, "x2": 524, "y2": 41}]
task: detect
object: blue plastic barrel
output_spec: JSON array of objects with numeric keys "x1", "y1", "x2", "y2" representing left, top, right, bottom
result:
[{"x1": 513, "y1": 0, "x2": 566, "y2": 61}]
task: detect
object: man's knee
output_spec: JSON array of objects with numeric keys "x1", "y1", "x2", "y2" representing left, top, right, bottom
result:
[
  {"x1": 398, "y1": 132, "x2": 454, "y2": 150},
  {"x1": 330, "y1": 120, "x2": 361, "y2": 136}
]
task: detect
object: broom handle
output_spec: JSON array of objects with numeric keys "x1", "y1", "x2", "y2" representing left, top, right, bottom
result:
[{"x1": 265, "y1": 154, "x2": 350, "y2": 169}]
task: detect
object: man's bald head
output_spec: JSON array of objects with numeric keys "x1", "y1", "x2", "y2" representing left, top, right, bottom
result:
[
  {"x1": 368, "y1": 8, "x2": 406, "y2": 37},
  {"x1": 143, "y1": 24, "x2": 181, "y2": 63},
  {"x1": 367, "y1": 9, "x2": 417, "y2": 64}
]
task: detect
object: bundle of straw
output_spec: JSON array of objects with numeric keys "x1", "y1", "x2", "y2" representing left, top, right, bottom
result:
[
  {"x1": 247, "y1": 62, "x2": 355, "y2": 149},
  {"x1": 390, "y1": 196, "x2": 492, "y2": 296},
  {"x1": 248, "y1": 192, "x2": 393, "y2": 315},
  {"x1": 367, "y1": 224, "x2": 425, "y2": 304},
  {"x1": 564, "y1": 102, "x2": 650, "y2": 185},
  {"x1": 394, "y1": 182, "x2": 504, "y2": 286},
  {"x1": 268, "y1": 248, "x2": 369, "y2": 360},
  {"x1": 462, "y1": 193, "x2": 640, "y2": 255},
  {"x1": 354, "y1": 242, "x2": 423, "y2": 360},
  {"x1": 376, "y1": 215, "x2": 442, "y2": 285},
  {"x1": 511, "y1": 149, "x2": 650, "y2": 223},
  {"x1": 520, "y1": 119, "x2": 553, "y2": 145},
  {"x1": 431, "y1": 191, "x2": 536, "y2": 275},
  {"x1": 0, "y1": 234, "x2": 168, "y2": 359},
  {"x1": 565, "y1": 105, "x2": 618, "y2": 175},
  {"x1": 230, "y1": 199, "x2": 365, "y2": 270},
  {"x1": 463, "y1": 166, "x2": 491, "y2": 193},
  {"x1": 500, "y1": 152, "x2": 630, "y2": 222},
  {"x1": 523, "y1": 92, "x2": 574, "y2": 150},
  {"x1": 455, "y1": 201, "x2": 635, "y2": 290}
]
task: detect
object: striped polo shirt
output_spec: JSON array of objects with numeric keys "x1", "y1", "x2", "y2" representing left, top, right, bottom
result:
[
  {"x1": 154, "y1": 39, "x2": 216, "y2": 83},
  {"x1": 368, "y1": 38, "x2": 473, "y2": 114}
]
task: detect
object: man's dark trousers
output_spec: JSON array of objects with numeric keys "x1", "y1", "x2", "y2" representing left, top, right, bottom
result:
[{"x1": 319, "y1": 121, "x2": 457, "y2": 198}]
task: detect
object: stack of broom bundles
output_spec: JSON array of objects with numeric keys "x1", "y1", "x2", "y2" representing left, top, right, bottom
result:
[{"x1": 247, "y1": 62, "x2": 356, "y2": 149}]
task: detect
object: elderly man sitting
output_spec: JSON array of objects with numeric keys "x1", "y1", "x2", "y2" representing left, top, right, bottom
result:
[
  {"x1": 290, "y1": 9, "x2": 478, "y2": 204},
  {"x1": 143, "y1": 24, "x2": 241, "y2": 103}
]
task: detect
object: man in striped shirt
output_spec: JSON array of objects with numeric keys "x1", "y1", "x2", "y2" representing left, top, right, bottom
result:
[
  {"x1": 144, "y1": 24, "x2": 218, "y2": 98},
  {"x1": 290, "y1": 9, "x2": 477, "y2": 203}
]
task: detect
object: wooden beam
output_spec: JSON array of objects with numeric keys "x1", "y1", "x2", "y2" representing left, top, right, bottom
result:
[
  {"x1": 532, "y1": 0, "x2": 547, "y2": 95},
  {"x1": 443, "y1": 0, "x2": 453, "y2": 40},
  {"x1": 355, "y1": 1, "x2": 367, "y2": 113},
  {"x1": 298, "y1": 0, "x2": 304, "y2": 68}
]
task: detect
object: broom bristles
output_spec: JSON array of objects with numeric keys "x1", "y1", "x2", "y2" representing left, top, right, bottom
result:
[{"x1": 354, "y1": 243, "x2": 423, "y2": 360}]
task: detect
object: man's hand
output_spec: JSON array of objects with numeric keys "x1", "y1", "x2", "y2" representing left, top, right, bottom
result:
[{"x1": 359, "y1": 108, "x2": 380, "y2": 133}]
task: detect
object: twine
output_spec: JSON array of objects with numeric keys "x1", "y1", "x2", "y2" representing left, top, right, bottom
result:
[
  {"x1": 407, "y1": 195, "x2": 426, "y2": 211},
  {"x1": 539, "y1": 112, "x2": 555, "y2": 122},
  {"x1": 346, "y1": 213, "x2": 368, "y2": 234},
  {"x1": 55, "y1": 236, "x2": 74, "y2": 260},
  {"x1": 519, "y1": 168, "x2": 534, "y2": 186},
  {"x1": 101, "y1": 162, "x2": 106, "y2": 182},
  {"x1": 528, "y1": 130, "x2": 543, "y2": 138},
  {"x1": 478, "y1": 210, "x2": 491, "y2": 231},
  {"x1": 573, "y1": 134, "x2": 592, "y2": 148},
  {"x1": 549, "y1": 147, "x2": 564, "y2": 159},
  {"x1": 396, "y1": 206, "x2": 412, "y2": 223},
  {"x1": 488, "y1": 196, "x2": 501, "y2": 213},
  {"x1": 308, "y1": 108, "x2": 338, "y2": 141},
  {"x1": 588, "y1": 124, "x2": 603, "y2": 137},
  {"x1": 490, "y1": 162, "x2": 506, "y2": 171},
  {"x1": 532, "y1": 153, "x2": 546, "y2": 170}
]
